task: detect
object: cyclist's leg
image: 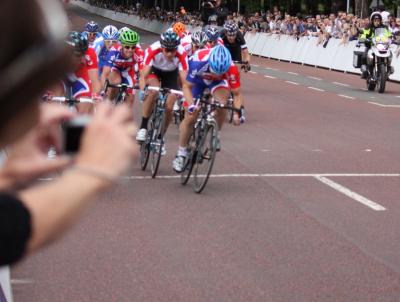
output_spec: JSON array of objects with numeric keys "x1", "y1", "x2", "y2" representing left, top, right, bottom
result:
[
  {"x1": 121, "y1": 69, "x2": 135, "y2": 109},
  {"x1": 210, "y1": 81, "x2": 230, "y2": 130},
  {"x1": 136, "y1": 74, "x2": 160, "y2": 141},
  {"x1": 106, "y1": 68, "x2": 122, "y2": 101}
]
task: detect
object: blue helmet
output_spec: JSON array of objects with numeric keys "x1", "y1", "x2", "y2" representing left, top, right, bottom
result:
[
  {"x1": 206, "y1": 26, "x2": 220, "y2": 42},
  {"x1": 208, "y1": 45, "x2": 232, "y2": 75},
  {"x1": 102, "y1": 25, "x2": 119, "y2": 40},
  {"x1": 85, "y1": 21, "x2": 99, "y2": 33}
]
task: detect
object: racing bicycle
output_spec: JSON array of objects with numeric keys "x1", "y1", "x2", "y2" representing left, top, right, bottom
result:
[
  {"x1": 180, "y1": 92, "x2": 240, "y2": 193},
  {"x1": 140, "y1": 86, "x2": 183, "y2": 178}
]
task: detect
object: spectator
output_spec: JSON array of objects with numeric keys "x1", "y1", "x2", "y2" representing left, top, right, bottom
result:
[{"x1": 0, "y1": 0, "x2": 138, "y2": 266}]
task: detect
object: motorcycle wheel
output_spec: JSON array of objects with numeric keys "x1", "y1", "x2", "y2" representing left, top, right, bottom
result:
[
  {"x1": 367, "y1": 77, "x2": 376, "y2": 91},
  {"x1": 377, "y1": 64, "x2": 386, "y2": 94}
]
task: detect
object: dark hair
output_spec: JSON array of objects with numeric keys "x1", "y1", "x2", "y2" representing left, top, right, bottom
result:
[{"x1": 0, "y1": 0, "x2": 73, "y2": 131}]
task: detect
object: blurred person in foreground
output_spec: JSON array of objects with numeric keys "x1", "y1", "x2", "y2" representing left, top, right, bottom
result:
[{"x1": 0, "y1": 0, "x2": 138, "y2": 266}]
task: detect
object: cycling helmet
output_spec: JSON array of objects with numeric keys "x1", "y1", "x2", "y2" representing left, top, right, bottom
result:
[
  {"x1": 102, "y1": 25, "x2": 119, "y2": 40},
  {"x1": 85, "y1": 21, "x2": 99, "y2": 33},
  {"x1": 191, "y1": 31, "x2": 208, "y2": 47},
  {"x1": 67, "y1": 31, "x2": 88, "y2": 55},
  {"x1": 173, "y1": 22, "x2": 186, "y2": 37},
  {"x1": 206, "y1": 26, "x2": 220, "y2": 42},
  {"x1": 160, "y1": 30, "x2": 180, "y2": 49},
  {"x1": 119, "y1": 29, "x2": 140, "y2": 45},
  {"x1": 224, "y1": 21, "x2": 238, "y2": 35},
  {"x1": 208, "y1": 14, "x2": 218, "y2": 23},
  {"x1": 118, "y1": 27, "x2": 130, "y2": 35},
  {"x1": 208, "y1": 45, "x2": 232, "y2": 75},
  {"x1": 370, "y1": 12, "x2": 382, "y2": 22}
]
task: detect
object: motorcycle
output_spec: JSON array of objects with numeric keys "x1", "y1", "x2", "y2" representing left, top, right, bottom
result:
[{"x1": 353, "y1": 28, "x2": 394, "y2": 93}]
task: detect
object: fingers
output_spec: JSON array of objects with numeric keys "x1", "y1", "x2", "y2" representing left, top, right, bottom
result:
[{"x1": 39, "y1": 103, "x2": 76, "y2": 126}]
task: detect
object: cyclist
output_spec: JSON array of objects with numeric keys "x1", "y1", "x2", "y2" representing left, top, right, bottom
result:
[
  {"x1": 93, "y1": 25, "x2": 120, "y2": 76},
  {"x1": 186, "y1": 30, "x2": 209, "y2": 58},
  {"x1": 119, "y1": 26, "x2": 131, "y2": 35},
  {"x1": 172, "y1": 45, "x2": 241, "y2": 173},
  {"x1": 205, "y1": 26, "x2": 224, "y2": 48},
  {"x1": 82, "y1": 21, "x2": 102, "y2": 45},
  {"x1": 100, "y1": 29, "x2": 144, "y2": 108},
  {"x1": 174, "y1": 22, "x2": 193, "y2": 56},
  {"x1": 221, "y1": 21, "x2": 250, "y2": 123},
  {"x1": 60, "y1": 31, "x2": 101, "y2": 114},
  {"x1": 136, "y1": 30, "x2": 189, "y2": 155}
]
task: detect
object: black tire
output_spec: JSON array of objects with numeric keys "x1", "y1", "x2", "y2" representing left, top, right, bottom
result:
[
  {"x1": 181, "y1": 130, "x2": 197, "y2": 185},
  {"x1": 193, "y1": 121, "x2": 218, "y2": 193},
  {"x1": 367, "y1": 77, "x2": 376, "y2": 91},
  {"x1": 226, "y1": 97, "x2": 234, "y2": 123},
  {"x1": 377, "y1": 64, "x2": 386, "y2": 94},
  {"x1": 150, "y1": 110, "x2": 166, "y2": 178},
  {"x1": 140, "y1": 130, "x2": 151, "y2": 171}
]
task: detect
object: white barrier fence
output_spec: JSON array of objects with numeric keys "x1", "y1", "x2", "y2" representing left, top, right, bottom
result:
[{"x1": 245, "y1": 32, "x2": 400, "y2": 82}]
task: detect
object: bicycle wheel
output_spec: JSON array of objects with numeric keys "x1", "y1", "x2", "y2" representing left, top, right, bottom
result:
[
  {"x1": 181, "y1": 129, "x2": 197, "y2": 185},
  {"x1": 226, "y1": 96, "x2": 234, "y2": 123},
  {"x1": 193, "y1": 120, "x2": 218, "y2": 193},
  {"x1": 140, "y1": 128, "x2": 151, "y2": 171},
  {"x1": 150, "y1": 109, "x2": 166, "y2": 178}
]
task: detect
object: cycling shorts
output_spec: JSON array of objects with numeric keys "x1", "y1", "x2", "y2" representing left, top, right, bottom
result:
[{"x1": 147, "y1": 67, "x2": 179, "y2": 90}]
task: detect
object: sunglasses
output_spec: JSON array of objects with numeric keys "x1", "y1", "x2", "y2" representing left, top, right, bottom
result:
[
  {"x1": 163, "y1": 48, "x2": 177, "y2": 53},
  {"x1": 124, "y1": 45, "x2": 136, "y2": 50}
]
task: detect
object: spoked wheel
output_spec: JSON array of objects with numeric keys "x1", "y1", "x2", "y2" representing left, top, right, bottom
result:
[
  {"x1": 226, "y1": 97, "x2": 234, "y2": 123},
  {"x1": 150, "y1": 112, "x2": 166, "y2": 178},
  {"x1": 181, "y1": 130, "x2": 197, "y2": 185},
  {"x1": 140, "y1": 130, "x2": 151, "y2": 171},
  {"x1": 193, "y1": 121, "x2": 218, "y2": 193}
]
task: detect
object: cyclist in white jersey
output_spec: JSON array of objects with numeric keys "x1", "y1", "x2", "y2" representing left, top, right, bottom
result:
[{"x1": 136, "y1": 31, "x2": 189, "y2": 155}]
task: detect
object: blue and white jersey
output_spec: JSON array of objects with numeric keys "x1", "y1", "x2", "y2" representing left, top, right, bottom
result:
[
  {"x1": 92, "y1": 38, "x2": 109, "y2": 71},
  {"x1": 82, "y1": 32, "x2": 102, "y2": 45}
]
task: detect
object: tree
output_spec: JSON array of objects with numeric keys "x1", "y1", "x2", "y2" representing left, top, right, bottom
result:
[{"x1": 354, "y1": 0, "x2": 368, "y2": 18}]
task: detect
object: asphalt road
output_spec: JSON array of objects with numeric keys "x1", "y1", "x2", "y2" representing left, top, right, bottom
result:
[{"x1": 11, "y1": 5, "x2": 400, "y2": 302}]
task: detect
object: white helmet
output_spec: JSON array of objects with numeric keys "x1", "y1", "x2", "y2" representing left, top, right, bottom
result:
[
  {"x1": 102, "y1": 25, "x2": 119, "y2": 40},
  {"x1": 370, "y1": 12, "x2": 382, "y2": 23},
  {"x1": 118, "y1": 26, "x2": 130, "y2": 35}
]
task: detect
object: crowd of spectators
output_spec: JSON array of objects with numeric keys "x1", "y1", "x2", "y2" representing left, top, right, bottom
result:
[
  {"x1": 85, "y1": 1, "x2": 400, "y2": 46},
  {"x1": 88, "y1": 0, "x2": 203, "y2": 26}
]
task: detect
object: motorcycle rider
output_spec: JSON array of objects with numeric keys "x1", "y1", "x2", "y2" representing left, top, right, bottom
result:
[{"x1": 358, "y1": 12, "x2": 393, "y2": 79}]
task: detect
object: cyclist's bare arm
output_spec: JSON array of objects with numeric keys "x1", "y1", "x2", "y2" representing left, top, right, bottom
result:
[
  {"x1": 242, "y1": 48, "x2": 250, "y2": 64},
  {"x1": 100, "y1": 66, "x2": 112, "y2": 89},
  {"x1": 88, "y1": 69, "x2": 101, "y2": 94},
  {"x1": 139, "y1": 65, "x2": 152, "y2": 90}
]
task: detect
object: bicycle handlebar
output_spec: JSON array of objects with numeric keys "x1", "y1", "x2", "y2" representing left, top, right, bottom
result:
[
  {"x1": 49, "y1": 96, "x2": 95, "y2": 104},
  {"x1": 146, "y1": 86, "x2": 183, "y2": 96}
]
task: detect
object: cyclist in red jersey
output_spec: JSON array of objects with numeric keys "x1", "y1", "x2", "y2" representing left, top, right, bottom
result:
[{"x1": 136, "y1": 30, "x2": 189, "y2": 155}]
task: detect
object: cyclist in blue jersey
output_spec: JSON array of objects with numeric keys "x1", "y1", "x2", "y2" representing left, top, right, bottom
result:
[
  {"x1": 82, "y1": 21, "x2": 102, "y2": 45},
  {"x1": 93, "y1": 25, "x2": 120, "y2": 76}
]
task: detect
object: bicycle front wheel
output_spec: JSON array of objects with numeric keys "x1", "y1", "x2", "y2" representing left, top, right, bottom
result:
[
  {"x1": 140, "y1": 130, "x2": 151, "y2": 171},
  {"x1": 181, "y1": 130, "x2": 197, "y2": 185},
  {"x1": 193, "y1": 120, "x2": 218, "y2": 193},
  {"x1": 150, "y1": 110, "x2": 166, "y2": 178}
]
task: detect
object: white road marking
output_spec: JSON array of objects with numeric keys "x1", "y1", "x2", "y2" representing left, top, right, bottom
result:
[
  {"x1": 264, "y1": 75, "x2": 276, "y2": 79},
  {"x1": 368, "y1": 102, "x2": 400, "y2": 108},
  {"x1": 308, "y1": 76, "x2": 322, "y2": 80},
  {"x1": 370, "y1": 96, "x2": 375, "y2": 99},
  {"x1": 251, "y1": 64, "x2": 259, "y2": 67},
  {"x1": 395, "y1": 96, "x2": 400, "y2": 98},
  {"x1": 308, "y1": 87, "x2": 325, "y2": 92},
  {"x1": 315, "y1": 176, "x2": 386, "y2": 211},
  {"x1": 249, "y1": 71, "x2": 257, "y2": 74},
  {"x1": 337, "y1": 94, "x2": 355, "y2": 100},
  {"x1": 266, "y1": 67, "x2": 278, "y2": 71},
  {"x1": 333, "y1": 82, "x2": 350, "y2": 87},
  {"x1": 39, "y1": 173, "x2": 400, "y2": 182},
  {"x1": 261, "y1": 149, "x2": 270, "y2": 152},
  {"x1": 11, "y1": 279, "x2": 34, "y2": 285},
  {"x1": 285, "y1": 81, "x2": 299, "y2": 85},
  {"x1": 364, "y1": 149, "x2": 372, "y2": 152},
  {"x1": 288, "y1": 72, "x2": 299, "y2": 75},
  {"x1": 311, "y1": 149, "x2": 322, "y2": 152}
]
